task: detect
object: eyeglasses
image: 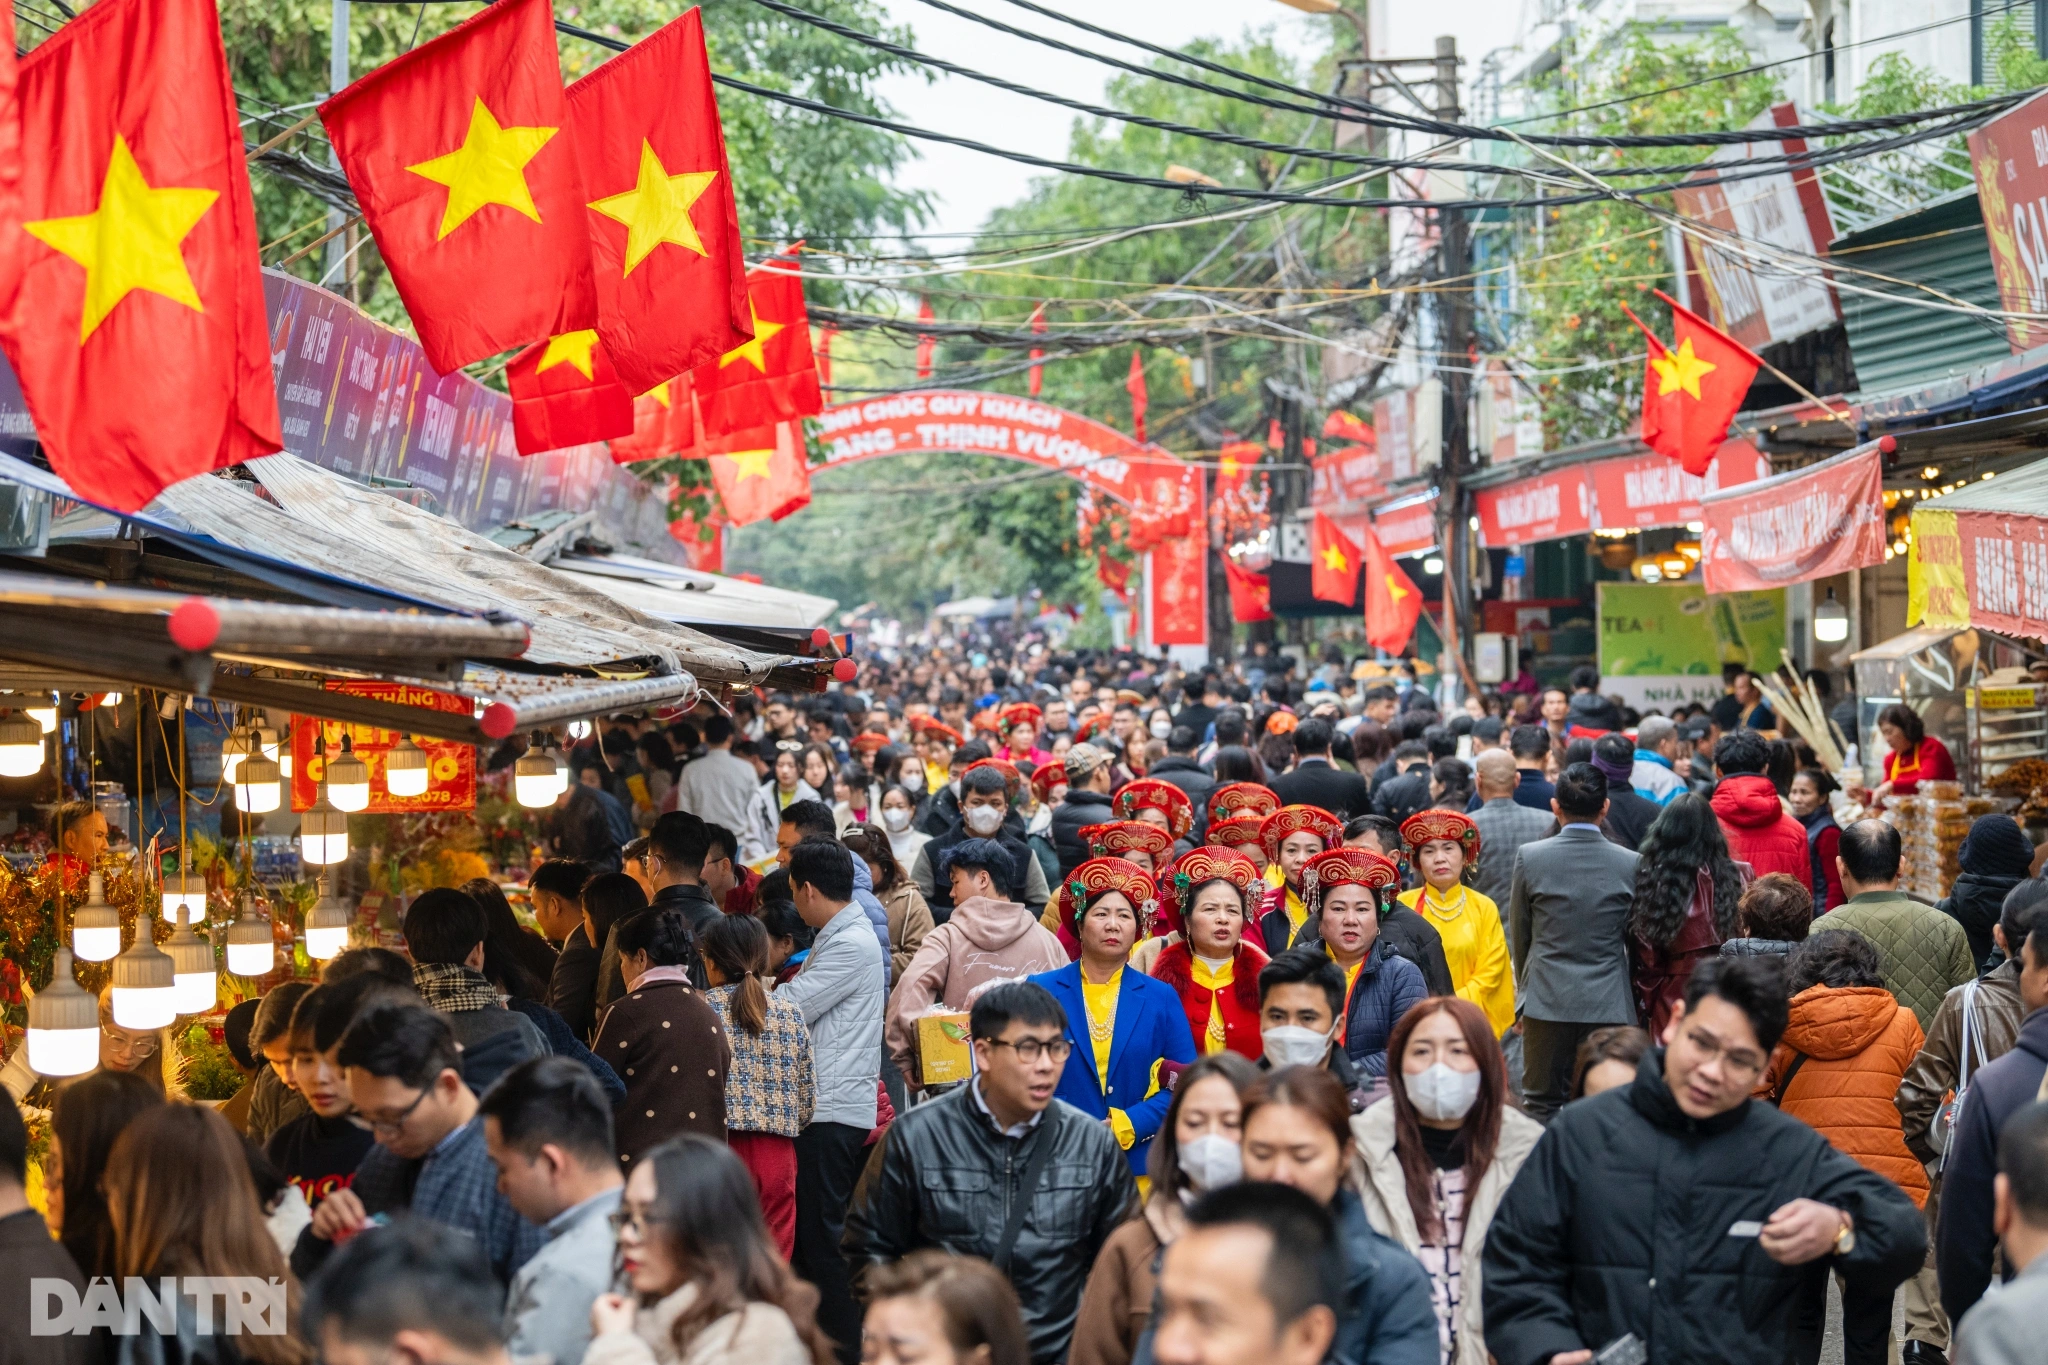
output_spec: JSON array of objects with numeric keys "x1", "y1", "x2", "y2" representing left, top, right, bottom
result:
[
  {"x1": 101, "y1": 1025, "x2": 157, "y2": 1057},
  {"x1": 985, "y1": 1036, "x2": 1073, "y2": 1064},
  {"x1": 1681, "y1": 1027, "x2": 1766, "y2": 1078},
  {"x1": 607, "y1": 1207, "x2": 662, "y2": 1236},
  {"x1": 364, "y1": 1086, "x2": 432, "y2": 1136}
]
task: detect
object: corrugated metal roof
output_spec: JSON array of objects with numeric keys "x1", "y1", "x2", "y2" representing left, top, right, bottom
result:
[
  {"x1": 1932, "y1": 457, "x2": 2048, "y2": 513},
  {"x1": 1835, "y1": 191, "x2": 2014, "y2": 395}
]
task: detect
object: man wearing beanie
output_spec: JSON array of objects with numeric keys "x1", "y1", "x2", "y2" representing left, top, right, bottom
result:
[
  {"x1": 1592, "y1": 734, "x2": 1663, "y2": 852},
  {"x1": 1938, "y1": 814, "x2": 2038, "y2": 971}
]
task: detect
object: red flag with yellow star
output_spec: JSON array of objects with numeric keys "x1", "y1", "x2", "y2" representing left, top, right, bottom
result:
[
  {"x1": 1311, "y1": 512, "x2": 1361, "y2": 608},
  {"x1": 320, "y1": 0, "x2": 595, "y2": 374},
  {"x1": 0, "y1": 0, "x2": 278, "y2": 513},
  {"x1": 1361, "y1": 520, "x2": 1422, "y2": 655},
  {"x1": 567, "y1": 7, "x2": 750, "y2": 393},
  {"x1": 1215, "y1": 440, "x2": 1261, "y2": 496},
  {"x1": 1625, "y1": 290, "x2": 1762, "y2": 477},
  {"x1": 691, "y1": 257, "x2": 821, "y2": 439},
  {"x1": 606, "y1": 377, "x2": 689, "y2": 464},
  {"x1": 705, "y1": 420, "x2": 810, "y2": 525},
  {"x1": 506, "y1": 329, "x2": 634, "y2": 454}
]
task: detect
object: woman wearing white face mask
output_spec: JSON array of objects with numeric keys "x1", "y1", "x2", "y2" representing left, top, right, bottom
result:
[
  {"x1": 1349, "y1": 998, "x2": 1542, "y2": 1365},
  {"x1": 878, "y1": 784, "x2": 930, "y2": 870},
  {"x1": 1068, "y1": 1053, "x2": 1259, "y2": 1365}
]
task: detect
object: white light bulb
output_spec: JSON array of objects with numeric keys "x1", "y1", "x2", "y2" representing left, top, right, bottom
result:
[
  {"x1": 227, "y1": 938, "x2": 275, "y2": 977},
  {"x1": 111, "y1": 981, "x2": 175, "y2": 1030},
  {"x1": 26, "y1": 704, "x2": 56, "y2": 733},
  {"x1": 27, "y1": 1023, "x2": 99, "y2": 1076},
  {"x1": 171, "y1": 968, "x2": 217, "y2": 1015}
]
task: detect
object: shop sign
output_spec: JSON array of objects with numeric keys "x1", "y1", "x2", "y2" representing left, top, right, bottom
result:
[
  {"x1": 1474, "y1": 359, "x2": 1540, "y2": 463},
  {"x1": 1967, "y1": 87, "x2": 2048, "y2": 352},
  {"x1": 1956, "y1": 508, "x2": 2048, "y2": 643},
  {"x1": 1311, "y1": 444, "x2": 1381, "y2": 507},
  {"x1": 1979, "y1": 686, "x2": 2040, "y2": 709},
  {"x1": 1908, "y1": 506, "x2": 1970, "y2": 630},
  {"x1": 1474, "y1": 467, "x2": 1591, "y2": 547},
  {"x1": 1699, "y1": 444, "x2": 1885, "y2": 592},
  {"x1": 1585, "y1": 439, "x2": 1773, "y2": 530},
  {"x1": 1373, "y1": 380, "x2": 1441, "y2": 482},
  {"x1": 1670, "y1": 103, "x2": 1839, "y2": 352},
  {"x1": 1597, "y1": 581, "x2": 1787, "y2": 710},
  {"x1": 816, "y1": 390, "x2": 1151, "y2": 505},
  {"x1": 1373, "y1": 495, "x2": 1438, "y2": 557},
  {"x1": 291, "y1": 683, "x2": 477, "y2": 813}
]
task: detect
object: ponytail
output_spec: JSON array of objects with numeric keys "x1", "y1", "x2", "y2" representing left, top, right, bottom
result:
[
  {"x1": 733, "y1": 971, "x2": 768, "y2": 1036},
  {"x1": 701, "y1": 913, "x2": 772, "y2": 1036}
]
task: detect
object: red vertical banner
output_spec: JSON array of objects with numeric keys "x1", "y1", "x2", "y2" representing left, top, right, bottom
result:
[
  {"x1": 915, "y1": 295, "x2": 934, "y2": 379},
  {"x1": 1143, "y1": 461, "x2": 1206, "y2": 646}
]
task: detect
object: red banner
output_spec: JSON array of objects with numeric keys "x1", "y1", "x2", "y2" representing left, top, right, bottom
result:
[
  {"x1": 1149, "y1": 531, "x2": 1207, "y2": 645},
  {"x1": 291, "y1": 682, "x2": 477, "y2": 812},
  {"x1": 1700, "y1": 444, "x2": 1885, "y2": 592},
  {"x1": 1969, "y1": 88, "x2": 2048, "y2": 352},
  {"x1": 1373, "y1": 496, "x2": 1437, "y2": 557},
  {"x1": 1957, "y1": 510, "x2": 2048, "y2": 642},
  {"x1": 1475, "y1": 467, "x2": 1592, "y2": 547},
  {"x1": 1585, "y1": 438, "x2": 1772, "y2": 531},
  {"x1": 1310, "y1": 443, "x2": 1382, "y2": 508}
]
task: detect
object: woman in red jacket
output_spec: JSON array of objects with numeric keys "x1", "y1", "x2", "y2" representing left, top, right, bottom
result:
[
  {"x1": 1149, "y1": 848, "x2": 1270, "y2": 1060},
  {"x1": 1870, "y1": 702, "x2": 1956, "y2": 805}
]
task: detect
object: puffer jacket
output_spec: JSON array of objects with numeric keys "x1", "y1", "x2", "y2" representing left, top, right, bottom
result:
[
  {"x1": 1897, "y1": 958, "x2": 2027, "y2": 1164},
  {"x1": 842, "y1": 1084, "x2": 1137, "y2": 1365},
  {"x1": 1349, "y1": 1099, "x2": 1546, "y2": 1365},
  {"x1": 884, "y1": 895, "x2": 1069, "y2": 1083},
  {"x1": 1710, "y1": 775, "x2": 1811, "y2": 883},
  {"x1": 1482, "y1": 1049, "x2": 1927, "y2": 1365},
  {"x1": 1756, "y1": 984, "x2": 1929, "y2": 1206},
  {"x1": 1295, "y1": 933, "x2": 1429, "y2": 1078},
  {"x1": 1052, "y1": 789, "x2": 1116, "y2": 875},
  {"x1": 1329, "y1": 1188, "x2": 1441, "y2": 1365},
  {"x1": 1818, "y1": 892, "x2": 1977, "y2": 1031}
]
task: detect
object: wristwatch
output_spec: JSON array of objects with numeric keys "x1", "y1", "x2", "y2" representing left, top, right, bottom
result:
[{"x1": 1832, "y1": 1212, "x2": 1856, "y2": 1257}]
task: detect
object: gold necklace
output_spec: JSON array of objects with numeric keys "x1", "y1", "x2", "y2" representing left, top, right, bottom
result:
[
  {"x1": 1427, "y1": 884, "x2": 1468, "y2": 919},
  {"x1": 1084, "y1": 971, "x2": 1119, "y2": 1041}
]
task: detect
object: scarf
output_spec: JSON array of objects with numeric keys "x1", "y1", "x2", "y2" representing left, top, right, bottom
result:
[{"x1": 412, "y1": 962, "x2": 503, "y2": 1013}]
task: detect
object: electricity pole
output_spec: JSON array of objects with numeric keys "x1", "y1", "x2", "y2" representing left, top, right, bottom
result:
[
  {"x1": 1434, "y1": 35, "x2": 1478, "y2": 702},
  {"x1": 327, "y1": 0, "x2": 350, "y2": 286}
]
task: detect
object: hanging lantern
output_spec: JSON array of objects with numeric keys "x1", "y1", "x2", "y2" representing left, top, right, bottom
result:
[
  {"x1": 224, "y1": 893, "x2": 276, "y2": 977},
  {"x1": 25, "y1": 695, "x2": 56, "y2": 733},
  {"x1": 163, "y1": 909, "x2": 217, "y2": 1015},
  {"x1": 326, "y1": 734, "x2": 371, "y2": 813},
  {"x1": 72, "y1": 871, "x2": 122, "y2": 962},
  {"x1": 250, "y1": 710, "x2": 281, "y2": 762},
  {"x1": 384, "y1": 735, "x2": 430, "y2": 798},
  {"x1": 109, "y1": 916, "x2": 176, "y2": 1030},
  {"x1": 304, "y1": 880, "x2": 351, "y2": 960},
  {"x1": 514, "y1": 737, "x2": 558, "y2": 808},
  {"x1": 274, "y1": 717, "x2": 293, "y2": 779},
  {"x1": 0, "y1": 712, "x2": 44, "y2": 777},
  {"x1": 1815, "y1": 587, "x2": 1850, "y2": 643},
  {"x1": 300, "y1": 788, "x2": 349, "y2": 865},
  {"x1": 25, "y1": 948, "x2": 98, "y2": 1077},
  {"x1": 234, "y1": 753, "x2": 282, "y2": 814},
  {"x1": 220, "y1": 724, "x2": 255, "y2": 783}
]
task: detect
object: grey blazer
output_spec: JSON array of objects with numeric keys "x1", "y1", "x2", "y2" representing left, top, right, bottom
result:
[{"x1": 1508, "y1": 823, "x2": 1639, "y2": 1025}]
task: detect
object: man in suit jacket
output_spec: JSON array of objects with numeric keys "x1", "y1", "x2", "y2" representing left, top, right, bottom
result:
[
  {"x1": 1271, "y1": 717, "x2": 1372, "y2": 820},
  {"x1": 1469, "y1": 752, "x2": 1555, "y2": 914},
  {"x1": 1508, "y1": 762, "x2": 1640, "y2": 1123}
]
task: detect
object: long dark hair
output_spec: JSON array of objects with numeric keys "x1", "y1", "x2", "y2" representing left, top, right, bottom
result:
[
  {"x1": 641, "y1": 1135, "x2": 834, "y2": 1365},
  {"x1": 1629, "y1": 793, "x2": 1744, "y2": 948},
  {"x1": 461, "y1": 878, "x2": 552, "y2": 1002},
  {"x1": 1210, "y1": 745, "x2": 1266, "y2": 785},
  {"x1": 1147, "y1": 1053, "x2": 1258, "y2": 1198},
  {"x1": 1384, "y1": 998, "x2": 1506, "y2": 1242},
  {"x1": 52, "y1": 1070, "x2": 165, "y2": 1279},
  {"x1": 841, "y1": 823, "x2": 906, "y2": 894},
  {"x1": 580, "y1": 872, "x2": 648, "y2": 951},
  {"x1": 701, "y1": 914, "x2": 771, "y2": 1035}
]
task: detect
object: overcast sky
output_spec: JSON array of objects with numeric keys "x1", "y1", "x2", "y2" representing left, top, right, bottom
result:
[{"x1": 869, "y1": 0, "x2": 1529, "y2": 240}]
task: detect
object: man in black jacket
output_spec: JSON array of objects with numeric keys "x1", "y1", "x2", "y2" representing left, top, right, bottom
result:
[
  {"x1": 1563, "y1": 665, "x2": 1626, "y2": 735},
  {"x1": 914, "y1": 765, "x2": 1049, "y2": 919},
  {"x1": 644, "y1": 811, "x2": 718, "y2": 987},
  {"x1": 1147, "y1": 726, "x2": 1218, "y2": 814},
  {"x1": 843, "y1": 981, "x2": 1135, "y2": 1365},
  {"x1": 529, "y1": 859, "x2": 596, "y2": 1039},
  {"x1": 1271, "y1": 718, "x2": 1372, "y2": 819},
  {"x1": 1483, "y1": 957, "x2": 1925, "y2": 1365},
  {"x1": 1050, "y1": 743, "x2": 1116, "y2": 875},
  {"x1": 1373, "y1": 732, "x2": 1452, "y2": 826}
]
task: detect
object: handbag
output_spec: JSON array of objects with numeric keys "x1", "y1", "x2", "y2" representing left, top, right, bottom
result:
[{"x1": 1932, "y1": 979, "x2": 1980, "y2": 1170}]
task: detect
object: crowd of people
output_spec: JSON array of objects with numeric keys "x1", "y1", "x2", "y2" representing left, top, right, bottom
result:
[{"x1": 8, "y1": 640, "x2": 2048, "y2": 1365}]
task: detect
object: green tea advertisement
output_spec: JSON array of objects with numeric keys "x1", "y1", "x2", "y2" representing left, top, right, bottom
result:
[{"x1": 1597, "y1": 583, "x2": 1786, "y2": 710}]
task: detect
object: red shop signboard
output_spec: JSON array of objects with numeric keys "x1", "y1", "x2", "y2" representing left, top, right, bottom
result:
[
  {"x1": 1585, "y1": 438, "x2": 1773, "y2": 530},
  {"x1": 1373, "y1": 496, "x2": 1437, "y2": 557},
  {"x1": 1699, "y1": 444, "x2": 1885, "y2": 593},
  {"x1": 1474, "y1": 467, "x2": 1592, "y2": 548},
  {"x1": 292, "y1": 682, "x2": 478, "y2": 812},
  {"x1": 1957, "y1": 509, "x2": 2048, "y2": 642}
]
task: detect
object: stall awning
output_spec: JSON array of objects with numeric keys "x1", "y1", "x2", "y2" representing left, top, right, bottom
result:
[
  {"x1": 1700, "y1": 444, "x2": 1887, "y2": 592},
  {"x1": 1908, "y1": 460, "x2": 2048, "y2": 643},
  {"x1": 551, "y1": 553, "x2": 837, "y2": 632}
]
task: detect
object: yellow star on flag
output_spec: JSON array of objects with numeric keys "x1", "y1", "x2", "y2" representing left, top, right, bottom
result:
[
  {"x1": 719, "y1": 296, "x2": 785, "y2": 372},
  {"x1": 535, "y1": 330, "x2": 600, "y2": 380},
  {"x1": 1649, "y1": 336, "x2": 1717, "y2": 400},
  {"x1": 407, "y1": 98, "x2": 559, "y2": 240},
  {"x1": 642, "y1": 381, "x2": 672, "y2": 408},
  {"x1": 722, "y1": 448, "x2": 775, "y2": 480},
  {"x1": 1386, "y1": 574, "x2": 1409, "y2": 601},
  {"x1": 1219, "y1": 451, "x2": 1243, "y2": 477},
  {"x1": 24, "y1": 135, "x2": 219, "y2": 344},
  {"x1": 588, "y1": 141, "x2": 718, "y2": 274},
  {"x1": 1320, "y1": 544, "x2": 1349, "y2": 572}
]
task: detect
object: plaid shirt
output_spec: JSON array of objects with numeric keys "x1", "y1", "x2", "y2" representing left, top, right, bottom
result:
[
  {"x1": 705, "y1": 984, "x2": 815, "y2": 1137},
  {"x1": 349, "y1": 1113, "x2": 545, "y2": 1284},
  {"x1": 412, "y1": 962, "x2": 503, "y2": 1013}
]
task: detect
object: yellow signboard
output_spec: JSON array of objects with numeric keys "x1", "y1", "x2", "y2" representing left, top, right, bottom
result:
[{"x1": 1909, "y1": 507, "x2": 1969, "y2": 630}]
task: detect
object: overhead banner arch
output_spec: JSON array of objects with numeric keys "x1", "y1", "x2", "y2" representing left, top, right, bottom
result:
[{"x1": 814, "y1": 389, "x2": 1206, "y2": 647}]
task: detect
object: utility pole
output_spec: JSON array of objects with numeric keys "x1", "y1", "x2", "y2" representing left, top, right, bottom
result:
[
  {"x1": 1434, "y1": 34, "x2": 1478, "y2": 703},
  {"x1": 326, "y1": 0, "x2": 350, "y2": 286}
]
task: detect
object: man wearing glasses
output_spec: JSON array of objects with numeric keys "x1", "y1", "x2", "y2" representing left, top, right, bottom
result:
[
  {"x1": 293, "y1": 1002, "x2": 544, "y2": 1284},
  {"x1": 1480, "y1": 956, "x2": 1928, "y2": 1365},
  {"x1": 844, "y1": 981, "x2": 1136, "y2": 1365}
]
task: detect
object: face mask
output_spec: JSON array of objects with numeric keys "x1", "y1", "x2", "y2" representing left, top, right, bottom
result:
[
  {"x1": 1406, "y1": 1062, "x2": 1482, "y2": 1122},
  {"x1": 1178, "y1": 1133, "x2": 1242, "y2": 1192},
  {"x1": 901, "y1": 769, "x2": 925, "y2": 793},
  {"x1": 1262, "y1": 1025, "x2": 1334, "y2": 1070},
  {"x1": 964, "y1": 805, "x2": 1004, "y2": 835},
  {"x1": 1149, "y1": 716, "x2": 1172, "y2": 739},
  {"x1": 882, "y1": 808, "x2": 912, "y2": 832},
  {"x1": 949, "y1": 778, "x2": 963, "y2": 798}
]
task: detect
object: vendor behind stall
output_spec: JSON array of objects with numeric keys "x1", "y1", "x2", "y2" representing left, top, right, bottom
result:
[{"x1": 1870, "y1": 703, "x2": 1956, "y2": 805}]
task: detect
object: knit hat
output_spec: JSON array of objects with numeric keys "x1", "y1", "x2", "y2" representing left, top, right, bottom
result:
[{"x1": 1960, "y1": 814, "x2": 2034, "y2": 879}]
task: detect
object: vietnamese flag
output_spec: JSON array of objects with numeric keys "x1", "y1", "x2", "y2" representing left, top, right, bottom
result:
[
  {"x1": 1323, "y1": 409, "x2": 1371, "y2": 443},
  {"x1": 1216, "y1": 440, "x2": 1261, "y2": 495},
  {"x1": 568, "y1": 7, "x2": 750, "y2": 393},
  {"x1": 607, "y1": 377, "x2": 689, "y2": 464},
  {"x1": 668, "y1": 487, "x2": 725, "y2": 572},
  {"x1": 691, "y1": 258, "x2": 822, "y2": 439},
  {"x1": 1311, "y1": 512, "x2": 1361, "y2": 607},
  {"x1": 1027, "y1": 301, "x2": 1046, "y2": 397},
  {"x1": 321, "y1": 0, "x2": 595, "y2": 373},
  {"x1": 1126, "y1": 349, "x2": 1148, "y2": 442},
  {"x1": 1625, "y1": 289, "x2": 1762, "y2": 477},
  {"x1": 1097, "y1": 550, "x2": 1131, "y2": 600},
  {"x1": 1, "y1": 0, "x2": 279, "y2": 513},
  {"x1": 706, "y1": 421, "x2": 810, "y2": 525},
  {"x1": 507, "y1": 329, "x2": 634, "y2": 454},
  {"x1": 1223, "y1": 557, "x2": 1273, "y2": 623},
  {"x1": 1362, "y1": 520, "x2": 1423, "y2": 655}
]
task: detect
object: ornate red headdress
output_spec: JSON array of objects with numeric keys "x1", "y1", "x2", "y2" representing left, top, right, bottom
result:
[
  {"x1": 1207, "y1": 781, "x2": 1279, "y2": 825},
  {"x1": 1264, "y1": 710, "x2": 1299, "y2": 736},
  {"x1": 970, "y1": 707, "x2": 1002, "y2": 736},
  {"x1": 964, "y1": 757, "x2": 1022, "y2": 796},
  {"x1": 1113, "y1": 777, "x2": 1195, "y2": 840},
  {"x1": 1301, "y1": 847, "x2": 1401, "y2": 913},
  {"x1": 999, "y1": 702, "x2": 1043, "y2": 735},
  {"x1": 1056, "y1": 856, "x2": 1159, "y2": 930},
  {"x1": 1207, "y1": 814, "x2": 1267, "y2": 851},
  {"x1": 1079, "y1": 821, "x2": 1172, "y2": 862},
  {"x1": 1400, "y1": 809, "x2": 1481, "y2": 861},
  {"x1": 1030, "y1": 760, "x2": 1068, "y2": 803},
  {"x1": 851, "y1": 730, "x2": 889, "y2": 756},
  {"x1": 1074, "y1": 713, "x2": 1114, "y2": 745},
  {"x1": 1165, "y1": 847, "x2": 1263, "y2": 918},
  {"x1": 1259, "y1": 804, "x2": 1343, "y2": 862},
  {"x1": 921, "y1": 721, "x2": 964, "y2": 747}
]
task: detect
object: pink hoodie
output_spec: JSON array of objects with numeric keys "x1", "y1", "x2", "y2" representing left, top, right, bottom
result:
[{"x1": 885, "y1": 895, "x2": 1071, "y2": 1083}]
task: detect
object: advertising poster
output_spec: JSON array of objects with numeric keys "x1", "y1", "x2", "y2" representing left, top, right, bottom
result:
[
  {"x1": 291, "y1": 682, "x2": 478, "y2": 813},
  {"x1": 1598, "y1": 582, "x2": 1786, "y2": 710}
]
